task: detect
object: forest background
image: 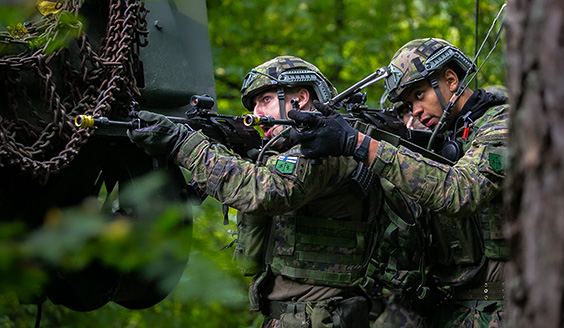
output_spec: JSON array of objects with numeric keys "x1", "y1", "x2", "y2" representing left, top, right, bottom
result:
[{"x1": 0, "y1": 0, "x2": 506, "y2": 327}]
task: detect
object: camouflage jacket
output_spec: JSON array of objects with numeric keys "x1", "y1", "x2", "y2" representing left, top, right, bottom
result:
[
  {"x1": 176, "y1": 131, "x2": 381, "y2": 291},
  {"x1": 176, "y1": 132, "x2": 360, "y2": 215},
  {"x1": 369, "y1": 90, "x2": 509, "y2": 284},
  {"x1": 369, "y1": 110, "x2": 507, "y2": 216}
]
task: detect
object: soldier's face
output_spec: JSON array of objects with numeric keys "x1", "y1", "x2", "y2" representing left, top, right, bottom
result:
[
  {"x1": 252, "y1": 90, "x2": 295, "y2": 139},
  {"x1": 402, "y1": 111, "x2": 429, "y2": 130},
  {"x1": 401, "y1": 80, "x2": 445, "y2": 129}
]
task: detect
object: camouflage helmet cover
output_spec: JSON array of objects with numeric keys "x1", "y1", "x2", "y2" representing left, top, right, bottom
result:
[
  {"x1": 384, "y1": 38, "x2": 475, "y2": 102},
  {"x1": 241, "y1": 55, "x2": 337, "y2": 111}
]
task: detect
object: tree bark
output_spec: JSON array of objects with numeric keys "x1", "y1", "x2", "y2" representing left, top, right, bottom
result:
[{"x1": 505, "y1": 0, "x2": 564, "y2": 327}]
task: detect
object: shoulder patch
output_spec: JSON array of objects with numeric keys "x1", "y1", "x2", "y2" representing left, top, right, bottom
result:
[
  {"x1": 488, "y1": 152, "x2": 504, "y2": 172},
  {"x1": 275, "y1": 156, "x2": 298, "y2": 174}
]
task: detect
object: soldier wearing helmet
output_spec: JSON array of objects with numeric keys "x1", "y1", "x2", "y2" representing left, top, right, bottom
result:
[
  {"x1": 128, "y1": 55, "x2": 382, "y2": 327},
  {"x1": 385, "y1": 38, "x2": 476, "y2": 133},
  {"x1": 240, "y1": 55, "x2": 336, "y2": 141},
  {"x1": 290, "y1": 38, "x2": 510, "y2": 327}
]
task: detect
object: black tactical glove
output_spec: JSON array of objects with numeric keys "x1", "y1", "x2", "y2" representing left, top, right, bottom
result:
[
  {"x1": 288, "y1": 100, "x2": 358, "y2": 159},
  {"x1": 127, "y1": 110, "x2": 193, "y2": 158}
]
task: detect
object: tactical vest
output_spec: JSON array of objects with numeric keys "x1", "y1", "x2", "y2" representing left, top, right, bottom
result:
[
  {"x1": 339, "y1": 118, "x2": 430, "y2": 294},
  {"x1": 428, "y1": 104, "x2": 509, "y2": 284},
  {"x1": 366, "y1": 179, "x2": 427, "y2": 294},
  {"x1": 267, "y1": 209, "x2": 376, "y2": 287},
  {"x1": 233, "y1": 150, "x2": 381, "y2": 288}
]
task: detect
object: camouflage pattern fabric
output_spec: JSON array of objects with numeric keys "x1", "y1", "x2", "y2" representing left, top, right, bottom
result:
[
  {"x1": 177, "y1": 129, "x2": 379, "y2": 287},
  {"x1": 387, "y1": 38, "x2": 451, "y2": 94},
  {"x1": 372, "y1": 298, "x2": 503, "y2": 328},
  {"x1": 385, "y1": 38, "x2": 474, "y2": 102},
  {"x1": 430, "y1": 300, "x2": 503, "y2": 328},
  {"x1": 368, "y1": 102, "x2": 509, "y2": 327},
  {"x1": 368, "y1": 104, "x2": 508, "y2": 216},
  {"x1": 370, "y1": 178, "x2": 426, "y2": 293},
  {"x1": 176, "y1": 123, "x2": 378, "y2": 327},
  {"x1": 370, "y1": 104, "x2": 509, "y2": 284},
  {"x1": 260, "y1": 296, "x2": 369, "y2": 328},
  {"x1": 373, "y1": 301, "x2": 427, "y2": 328},
  {"x1": 240, "y1": 55, "x2": 337, "y2": 111},
  {"x1": 268, "y1": 211, "x2": 377, "y2": 287},
  {"x1": 176, "y1": 131, "x2": 359, "y2": 215}
]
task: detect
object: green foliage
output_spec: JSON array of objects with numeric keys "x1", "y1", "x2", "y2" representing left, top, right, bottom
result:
[
  {"x1": 0, "y1": 222, "x2": 48, "y2": 302},
  {"x1": 34, "y1": 11, "x2": 85, "y2": 53},
  {"x1": 0, "y1": 171, "x2": 259, "y2": 327},
  {"x1": 207, "y1": 0, "x2": 507, "y2": 114},
  {"x1": 0, "y1": 3, "x2": 38, "y2": 29},
  {"x1": 0, "y1": 2, "x2": 85, "y2": 55}
]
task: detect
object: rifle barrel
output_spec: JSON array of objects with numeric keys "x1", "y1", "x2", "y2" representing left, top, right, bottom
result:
[
  {"x1": 327, "y1": 67, "x2": 389, "y2": 107},
  {"x1": 74, "y1": 115, "x2": 137, "y2": 129}
]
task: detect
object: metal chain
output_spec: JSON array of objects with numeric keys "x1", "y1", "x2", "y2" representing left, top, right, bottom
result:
[{"x1": 0, "y1": 0, "x2": 149, "y2": 184}]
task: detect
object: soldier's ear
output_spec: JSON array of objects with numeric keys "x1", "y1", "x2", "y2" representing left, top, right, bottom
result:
[
  {"x1": 297, "y1": 88, "x2": 310, "y2": 110},
  {"x1": 443, "y1": 68, "x2": 459, "y2": 92}
]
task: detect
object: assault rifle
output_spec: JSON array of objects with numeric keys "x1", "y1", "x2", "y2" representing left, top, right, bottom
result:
[
  {"x1": 338, "y1": 92, "x2": 453, "y2": 166},
  {"x1": 75, "y1": 95, "x2": 264, "y2": 204},
  {"x1": 329, "y1": 68, "x2": 453, "y2": 165},
  {"x1": 76, "y1": 95, "x2": 263, "y2": 160}
]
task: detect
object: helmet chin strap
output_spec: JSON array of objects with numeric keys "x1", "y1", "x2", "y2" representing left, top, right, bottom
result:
[
  {"x1": 412, "y1": 56, "x2": 458, "y2": 150},
  {"x1": 427, "y1": 82, "x2": 464, "y2": 150},
  {"x1": 429, "y1": 75, "x2": 448, "y2": 112},
  {"x1": 427, "y1": 4, "x2": 506, "y2": 150},
  {"x1": 277, "y1": 86, "x2": 287, "y2": 119},
  {"x1": 412, "y1": 57, "x2": 448, "y2": 113}
]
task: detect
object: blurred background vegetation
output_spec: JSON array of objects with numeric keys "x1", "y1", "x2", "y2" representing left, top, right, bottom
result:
[
  {"x1": 0, "y1": 0, "x2": 506, "y2": 327},
  {"x1": 208, "y1": 0, "x2": 507, "y2": 115}
]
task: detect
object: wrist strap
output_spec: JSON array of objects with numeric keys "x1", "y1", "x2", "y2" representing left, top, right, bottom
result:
[{"x1": 353, "y1": 135, "x2": 371, "y2": 161}]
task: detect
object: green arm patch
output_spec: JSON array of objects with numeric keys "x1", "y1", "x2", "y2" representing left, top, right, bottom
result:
[
  {"x1": 275, "y1": 156, "x2": 298, "y2": 174},
  {"x1": 488, "y1": 153, "x2": 504, "y2": 172}
]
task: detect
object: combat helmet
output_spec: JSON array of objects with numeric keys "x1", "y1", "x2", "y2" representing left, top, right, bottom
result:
[
  {"x1": 241, "y1": 56, "x2": 337, "y2": 118},
  {"x1": 384, "y1": 38, "x2": 475, "y2": 104}
]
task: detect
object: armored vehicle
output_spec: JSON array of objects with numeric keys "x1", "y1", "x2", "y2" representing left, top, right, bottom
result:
[{"x1": 0, "y1": 0, "x2": 217, "y2": 311}]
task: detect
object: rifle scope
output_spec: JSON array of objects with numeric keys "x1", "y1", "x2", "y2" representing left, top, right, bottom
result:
[{"x1": 190, "y1": 95, "x2": 215, "y2": 109}]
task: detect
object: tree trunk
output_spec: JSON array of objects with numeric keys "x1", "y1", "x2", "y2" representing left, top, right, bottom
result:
[{"x1": 505, "y1": 0, "x2": 564, "y2": 327}]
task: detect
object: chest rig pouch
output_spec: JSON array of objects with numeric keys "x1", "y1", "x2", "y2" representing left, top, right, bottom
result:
[
  {"x1": 233, "y1": 212, "x2": 271, "y2": 276},
  {"x1": 426, "y1": 110, "x2": 504, "y2": 279},
  {"x1": 428, "y1": 212, "x2": 485, "y2": 268},
  {"x1": 367, "y1": 179, "x2": 427, "y2": 293},
  {"x1": 267, "y1": 211, "x2": 375, "y2": 287}
]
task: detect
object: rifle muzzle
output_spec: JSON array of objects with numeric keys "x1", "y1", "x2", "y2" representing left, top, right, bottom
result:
[
  {"x1": 75, "y1": 115, "x2": 96, "y2": 128},
  {"x1": 242, "y1": 114, "x2": 295, "y2": 127},
  {"x1": 74, "y1": 115, "x2": 138, "y2": 129}
]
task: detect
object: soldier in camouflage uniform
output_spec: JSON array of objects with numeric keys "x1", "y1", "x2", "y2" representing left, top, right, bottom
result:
[
  {"x1": 127, "y1": 56, "x2": 383, "y2": 327},
  {"x1": 289, "y1": 38, "x2": 509, "y2": 327}
]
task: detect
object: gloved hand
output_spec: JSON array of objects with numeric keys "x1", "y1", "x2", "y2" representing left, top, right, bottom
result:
[
  {"x1": 127, "y1": 110, "x2": 193, "y2": 158},
  {"x1": 288, "y1": 100, "x2": 359, "y2": 159}
]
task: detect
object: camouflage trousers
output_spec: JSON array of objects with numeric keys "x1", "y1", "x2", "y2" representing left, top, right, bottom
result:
[
  {"x1": 260, "y1": 296, "x2": 369, "y2": 328},
  {"x1": 430, "y1": 300, "x2": 503, "y2": 328},
  {"x1": 372, "y1": 302, "x2": 427, "y2": 328},
  {"x1": 372, "y1": 299, "x2": 503, "y2": 328},
  {"x1": 261, "y1": 318, "x2": 281, "y2": 328}
]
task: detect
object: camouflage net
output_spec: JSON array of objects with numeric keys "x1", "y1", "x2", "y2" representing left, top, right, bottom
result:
[{"x1": 0, "y1": 0, "x2": 148, "y2": 184}]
